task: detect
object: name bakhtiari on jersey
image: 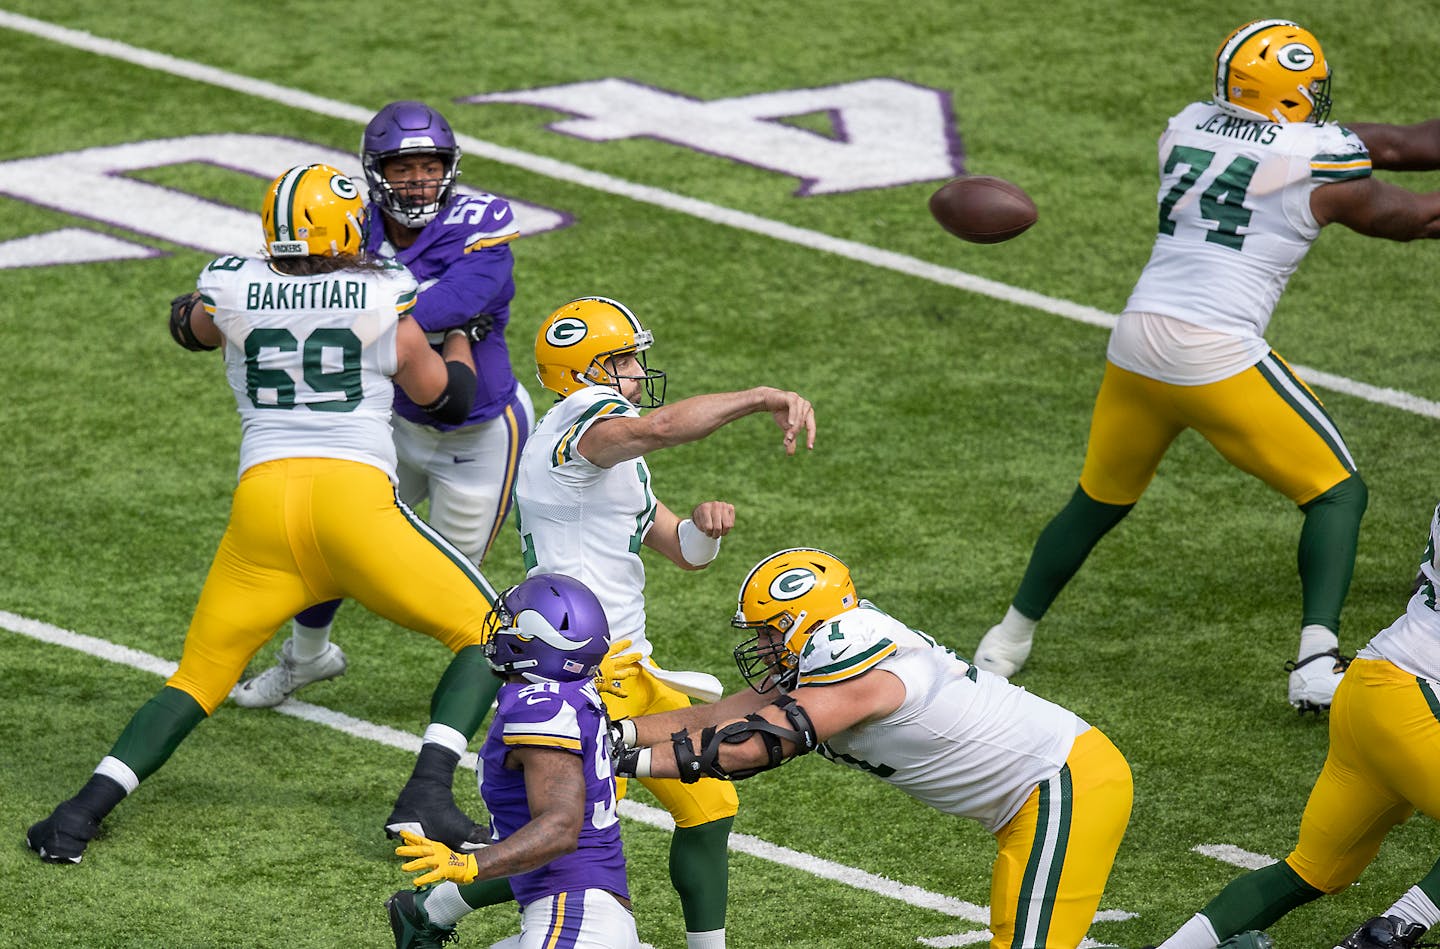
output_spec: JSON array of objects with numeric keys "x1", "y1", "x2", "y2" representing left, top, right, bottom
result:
[
  {"x1": 797, "y1": 602, "x2": 1084, "y2": 833},
  {"x1": 1358, "y1": 501, "x2": 1440, "y2": 683},
  {"x1": 514, "y1": 385, "x2": 656, "y2": 656},
  {"x1": 1124, "y1": 101, "x2": 1371, "y2": 341},
  {"x1": 197, "y1": 255, "x2": 418, "y2": 481}
]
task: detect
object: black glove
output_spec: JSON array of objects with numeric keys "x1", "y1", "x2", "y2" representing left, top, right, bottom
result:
[
  {"x1": 168, "y1": 291, "x2": 216, "y2": 352},
  {"x1": 613, "y1": 744, "x2": 644, "y2": 778},
  {"x1": 456, "y1": 313, "x2": 494, "y2": 343}
]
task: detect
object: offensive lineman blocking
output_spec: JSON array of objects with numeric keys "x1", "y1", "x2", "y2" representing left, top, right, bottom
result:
[
  {"x1": 614, "y1": 548, "x2": 1133, "y2": 949},
  {"x1": 974, "y1": 19, "x2": 1440, "y2": 712},
  {"x1": 27, "y1": 164, "x2": 501, "y2": 863}
]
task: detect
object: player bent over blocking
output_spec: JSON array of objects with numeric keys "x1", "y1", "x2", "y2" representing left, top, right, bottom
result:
[
  {"x1": 27, "y1": 164, "x2": 501, "y2": 864},
  {"x1": 386, "y1": 574, "x2": 639, "y2": 949},
  {"x1": 614, "y1": 549, "x2": 1133, "y2": 949}
]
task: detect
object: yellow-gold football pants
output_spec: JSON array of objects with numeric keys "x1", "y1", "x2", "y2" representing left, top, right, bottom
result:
[
  {"x1": 1080, "y1": 354, "x2": 1356, "y2": 507},
  {"x1": 1286, "y1": 658, "x2": 1440, "y2": 892},
  {"x1": 601, "y1": 658, "x2": 739, "y2": 828},
  {"x1": 166, "y1": 458, "x2": 497, "y2": 714},
  {"x1": 990, "y1": 727, "x2": 1133, "y2": 948}
]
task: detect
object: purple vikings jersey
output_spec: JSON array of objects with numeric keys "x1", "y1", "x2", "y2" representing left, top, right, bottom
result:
[
  {"x1": 479, "y1": 678, "x2": 628, "y2": 906},
  {"x1": 365, "y1": 193, "x2": 520, "y2": 431}
]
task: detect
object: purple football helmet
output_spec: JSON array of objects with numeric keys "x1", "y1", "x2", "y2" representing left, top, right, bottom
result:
[
  {"x1": 360, "y1": 100, "x2": 462, "y2": 229},
  {"x1": 484, "y1": 574, "x2": 611, "y2": 684}
]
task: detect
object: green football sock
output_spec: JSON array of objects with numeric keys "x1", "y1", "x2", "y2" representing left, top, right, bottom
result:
[
  {"x1": 1417, "y1": 854, "x2": 1440, "y2": 906},
  {"x1": 428, "y1": 644, "x2": 502, "y2": 738},
  {"x1": 1013, "y1": 485, "x2": 1133, "y2": 620},
  {"x1": 671, "y1": 817, "x2": 733, "y2": 933},
  {"x1": 1297, "y1": 474, "x2": 1368, "y2": 633},
  {"x1": 1200, "y1": 860, "x2": 1323, "y2": 939},
  {"x1": 454, "y1": 876, "x2": 515, "y2": 910},
  {"x1": 108, "y1": 685, "x2": 208, "y2": 782}
]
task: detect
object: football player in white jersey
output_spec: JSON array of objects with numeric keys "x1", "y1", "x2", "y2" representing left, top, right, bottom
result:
[
  {"x1": 26, "y1": 164, "x2": 502, "y2": 864},
  {"x1": 515, "y1": 296, "x2": 815, "y2": 949},
  {"x1": 976, "y1": 19, "x2": 1440, "y2": 713},
  {"x1": 612, "y1": 548, "x2": 1132, "y2": 949},
  {"x1": 235, "y1": 101, "x2": 535, "y2": 710},
  {"x1": 1150, "y1": 502, "x2": 1440, "y2": 949}
]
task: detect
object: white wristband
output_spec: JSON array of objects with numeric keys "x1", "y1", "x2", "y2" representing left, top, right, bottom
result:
[
  {"x1": 618, "y1": 718, "x2": 637, "y2": 748},
  {"x1": 677, "y1": 518, "x2": 722, "y2": 566},
  {"x1": 634, "y1": 747, "x2": 653, "y2": 778}
]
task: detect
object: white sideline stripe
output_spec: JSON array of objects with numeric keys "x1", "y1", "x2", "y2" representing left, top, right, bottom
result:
[
  {"x1": 1192, "y1": 843, "x2": 1278, "y2": 870},
  {"x1": 2, "y1": 8, "x2": 1438, "y2": 422},
  {"x1": 0, "y1": 609, "x2": 986, "y2": 922}
]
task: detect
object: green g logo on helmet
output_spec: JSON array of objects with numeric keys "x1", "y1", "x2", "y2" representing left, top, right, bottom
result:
[
  {"x1": 769, "y1": 568, "x2": 817, "y2": 601},
  {"x1": 545, "y1": 317, "x2": 588, "y2": 347}
]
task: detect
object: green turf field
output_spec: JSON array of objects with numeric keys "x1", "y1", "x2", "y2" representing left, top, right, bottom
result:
[{"x1": 1, "y1": 3, "x2": 1437, "y2": 946}]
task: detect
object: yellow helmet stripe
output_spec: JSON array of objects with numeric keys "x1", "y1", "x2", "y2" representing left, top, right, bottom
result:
[
  {"x1": 1215, "y1": 19, "x2": 1297, "y2": 102},
  {"x1": 269, "y1": 164, "x2": 314, "y2": 243}
]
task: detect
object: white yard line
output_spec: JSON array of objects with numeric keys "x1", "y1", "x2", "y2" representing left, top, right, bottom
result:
[{"x1": 1, "y1": 8, "x2": 1438, "y2": 422}]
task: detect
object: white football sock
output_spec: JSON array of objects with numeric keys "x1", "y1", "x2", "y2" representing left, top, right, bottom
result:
[
  {"x1": 290, "y1": 620, "x2": 333, "y2": 662},
  {"x1": 1157, "y1": 912, "x2": 1220, "y2": 949},
  {"x1": 1387, "y1": 885, "x2": 1440, "y2": 930},
  {"x1": 421, "y1": 881, "x2": 472, "y2": 927},
  {"x1": 1297, "y1": 624, "x2": 1338, "y2": 662},
  {"x1": 421, "y1": 723, "x2": 469, "y2": 758},
  {"x1": 686, "y1": 930, "x2": 726, "y2": 949}
]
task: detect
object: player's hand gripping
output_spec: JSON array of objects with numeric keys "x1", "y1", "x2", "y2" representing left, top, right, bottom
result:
[
  {"x1": 395, "y1": 829, "x2": 479, "y2": 886},
  {"x1": 595, "y1": 638, "x2": 644, "y2": 699}
]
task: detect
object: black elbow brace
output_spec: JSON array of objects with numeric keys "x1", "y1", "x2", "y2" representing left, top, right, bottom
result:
[
  {"x1": 421, "y1": 361, "x2": 477, "y2": 424},
  {"x1": 168, "y1": 293, "x2": 216, "y2": 352},
  {"x1": 671, "y1": 693, "x2": 818, "y2": 783}
]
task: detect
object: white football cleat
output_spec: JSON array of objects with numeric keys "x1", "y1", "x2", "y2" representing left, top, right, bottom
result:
[
  {"x1": 973, "y1": 622, "x2": 1034, "y2": 678},
  {"x1": 1286, "y1": 649, "x2": 1347, "y2": 714},
  {"x1": 232, "y1": 638, "x2": 347, "y2": 708}
]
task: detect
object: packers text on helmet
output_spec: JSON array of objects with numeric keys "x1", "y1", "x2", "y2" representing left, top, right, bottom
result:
[
  {"x1": 534, "y1": 297, "x2": 667, "y2": 407},
  {"x1": 1213, "y1": 19, "x2": 1332, "y2": 125},
  {"x1": 732, "y1": 548, "x2": 858, "y2": 693},
  {"x1": 261, "y1": 164, "x2": 366, "y2": 258}
]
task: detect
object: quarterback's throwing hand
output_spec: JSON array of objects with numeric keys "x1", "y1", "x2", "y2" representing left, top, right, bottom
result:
[
  {"x1": 395, "y1": 829, "x2": 479, "y2": 886},
  {"x1": 770, "y1": 390, "x2": 816, "y2": 455}
]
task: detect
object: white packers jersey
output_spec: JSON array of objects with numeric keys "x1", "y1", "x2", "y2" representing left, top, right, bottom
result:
[
  {"x1": 798, "y1": 602, "x2": 1084, "y2": 833},
  {"x1": 514, "y1": 386, "x2": 656, "y2": 656},
  {"x1": 1358, "y1": 502, "x2": 1440, "y2": 683},
  {"x1": 197, "y1": 255, "x2": 417, "y2": 481},
  {"x1": 1123, "y1": 101, "x2": 1371, "y2": 340}
]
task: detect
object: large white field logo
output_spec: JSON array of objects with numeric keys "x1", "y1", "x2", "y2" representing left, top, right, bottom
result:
[{"x1": 0, "y1": 134, "x2": 566, "y2": 270}]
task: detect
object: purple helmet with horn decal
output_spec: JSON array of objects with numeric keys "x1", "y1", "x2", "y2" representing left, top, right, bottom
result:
[{"x1": 484, "y1": 574, "x2": 611, "y2": 684}]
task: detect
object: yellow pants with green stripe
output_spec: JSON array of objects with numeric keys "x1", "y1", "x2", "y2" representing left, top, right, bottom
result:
[
  {"x1": 165, "y1": 458, "x2": 497, "y2": 714},
  {"x1": 990, "y1": 727, "x2": 1132, "y2": 948},
  {"x1": 1286, "y1": 658, "x2": 1440, "y2": 892},
  {"x1": 1080, "y1": 354, "x2": 1355, "y2": 507}
]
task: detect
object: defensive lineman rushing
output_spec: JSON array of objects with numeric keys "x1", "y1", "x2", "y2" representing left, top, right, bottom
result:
[
  {"x1": 515, "y1": 296, "x2": 816, "y2": 949},
  {"x1": 1152, "y1": 501, "x2": 1440, "y2": 949},
  {"x1": 975, "y1": 19, "x2": 1440, "y2": 712},
  {"x1": 386, "y1": 574, "x2": 639, "y2": 949},
  {"x1": 236, "y1": 100, "x2": 534, "y2": 709},
  {"x1": 613, "y1": 549, "x2": 1133, "y2": 949},
  {"x1": 27, "y1": 164, "x2": 499, "y2": 863}
]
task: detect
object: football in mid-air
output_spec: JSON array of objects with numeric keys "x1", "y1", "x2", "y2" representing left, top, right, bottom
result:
[{"x1": 928, "y1": 175, "x2": 1037, "y2": 244}]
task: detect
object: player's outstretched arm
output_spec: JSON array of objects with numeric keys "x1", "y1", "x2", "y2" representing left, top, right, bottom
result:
[
  {"x1": 1312, "y1": 175, "x2": 1440, "y2": 240},
  {"x1": 1346, "y1": 119, "x2": 1440, "y2": 171},
  {"x1": 393, "y1": 319, "x2": 478, "y2": 424},
  {"x1": 577, "y1": 386, "x2": 816, "y2": 469}
]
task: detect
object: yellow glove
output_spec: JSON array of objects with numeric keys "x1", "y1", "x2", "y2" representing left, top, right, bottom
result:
[
  {"x1": 595, "y1": 638, "x2": 644, "y2": 699},
  {"x1": 395, "y1": 829, "x2": 479, "y2": 886}
]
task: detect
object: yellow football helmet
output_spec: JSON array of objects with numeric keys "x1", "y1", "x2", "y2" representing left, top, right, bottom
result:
[
  {"x1": 732, "y1": 548, "x2": 858, "y2": 693},
  {"x1": 1213, "y1": 19, "x2": 1331, "y2": 125},
  {"x1": 260, "y1": 163, "x2": 366, "y2": 258},
  {"x1": 534, "y1": 297, "x2": 666, "y2": 407}
]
